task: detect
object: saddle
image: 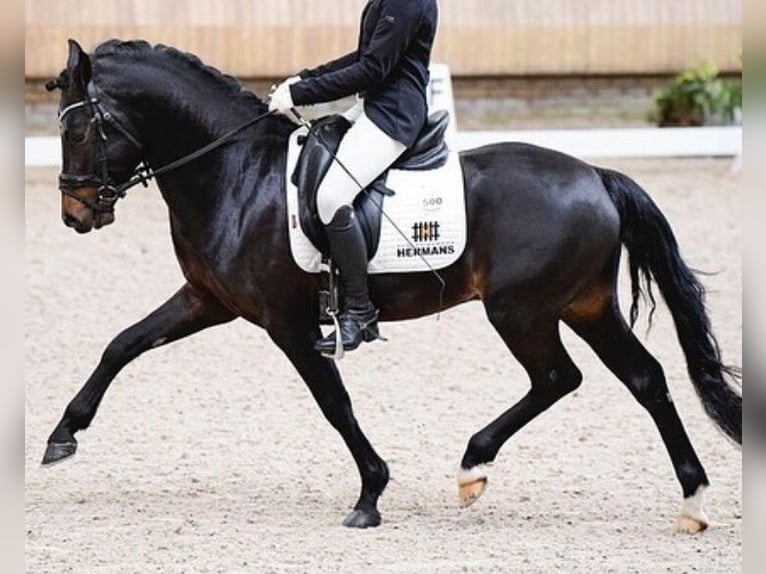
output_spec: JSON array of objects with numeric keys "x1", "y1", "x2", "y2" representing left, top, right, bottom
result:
[{"x1": 290, "y1": 110, "x2": 451, "y2": 259}]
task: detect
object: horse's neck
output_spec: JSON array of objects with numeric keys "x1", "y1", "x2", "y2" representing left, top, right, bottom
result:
[
  {"x1": 99, "y1": 59, "x2": 287, "y2": 242},
  {"x1": 125, "y1": 82, "x2": 261, "y2": 166}
]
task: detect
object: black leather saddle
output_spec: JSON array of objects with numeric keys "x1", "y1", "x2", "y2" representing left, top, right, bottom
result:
[{"x1": 290, "y1": 110, "x2": 450, "y2": 259}]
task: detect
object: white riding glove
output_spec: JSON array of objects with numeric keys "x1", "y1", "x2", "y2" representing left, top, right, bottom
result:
[{"x1": 268, "y1": 76, "x2": 301, "y2": 114}]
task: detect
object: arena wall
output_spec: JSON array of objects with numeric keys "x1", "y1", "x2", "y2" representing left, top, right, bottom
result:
[{"x1": 25, "y1": 0, "x2": 741, "y2": 78}]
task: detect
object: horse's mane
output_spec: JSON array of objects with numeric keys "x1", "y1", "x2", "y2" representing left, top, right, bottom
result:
[{"x1": 92, "y1": 39, "x2": 268, "y2": 112}]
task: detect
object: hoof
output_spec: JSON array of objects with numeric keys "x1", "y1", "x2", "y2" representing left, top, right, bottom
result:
[
  {"x1": 458, "y1": 478, "x2": 487, "y2": 508},
  {"x1": 457, "y1": 465, "x2": 489, "y2": 508},
  {"x1": 342, "y1": 508, "x2": 381, "y2": 529},
  {"x1": 41, "y1": 441, "x2": 77, "y2": 466},
  {"x1": 675, "y1": 515, "x2": 708, "y2": 534},
  {"x1": 674, "y1": 485, "x2": 708, "y2": 534}
]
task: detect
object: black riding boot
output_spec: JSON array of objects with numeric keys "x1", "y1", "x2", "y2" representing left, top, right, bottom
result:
[{"x1": 315, "y1": 206, "x2": 380, "y2": 354}]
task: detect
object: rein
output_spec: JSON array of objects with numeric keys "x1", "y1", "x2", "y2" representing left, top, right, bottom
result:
[
  {"x1": 58, "y1": 85, "x2": 275, "y2": 213},
  {"x1": 115, "y1": 109, "x2": 276, "y2": 194}
]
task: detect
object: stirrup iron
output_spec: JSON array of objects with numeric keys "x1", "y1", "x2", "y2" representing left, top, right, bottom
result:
[{"x1": 324, "y1": 306, "x2": 346, "y2": 361}]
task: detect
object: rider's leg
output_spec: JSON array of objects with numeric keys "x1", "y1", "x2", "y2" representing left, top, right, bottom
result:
[
  {"x1": 316, "y1": 112, "x2": 406, "y2": 225},
  {"x1": 314, "y1": 112, "x2": 406, "y2": 353},
  {"x1": 316, "y1": 204, "x2": 380, "y2": 353}
]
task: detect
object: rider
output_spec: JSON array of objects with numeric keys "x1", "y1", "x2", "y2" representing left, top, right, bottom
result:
[{"x1": 268, "y1": 0, "x2": 439, "y2": 354}]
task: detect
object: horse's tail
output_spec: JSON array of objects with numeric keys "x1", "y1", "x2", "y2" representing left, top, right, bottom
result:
[{"x1": 596, "y1": 166, "x2": 742, "y2": 445}]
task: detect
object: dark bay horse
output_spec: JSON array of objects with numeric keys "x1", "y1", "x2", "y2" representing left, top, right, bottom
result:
[{"x1": 43, "y1": 39, "x2": 741, "y2": 530}]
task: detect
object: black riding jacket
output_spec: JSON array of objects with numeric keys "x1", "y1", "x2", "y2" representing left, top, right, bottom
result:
[{"x1": 290, "y1": 0, "x2": 438, "y2": 147}]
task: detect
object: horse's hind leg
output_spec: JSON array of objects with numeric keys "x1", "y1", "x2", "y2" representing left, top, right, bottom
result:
[
  {"x1": 42, "y1": 284, "x2": 235, "y2": 465},
  {"x1": 563, "y1": 293, "x2": 710, "y2": 533},
  {"x1": 458, "y1": 312, "x2": 583, "y2": 508}
]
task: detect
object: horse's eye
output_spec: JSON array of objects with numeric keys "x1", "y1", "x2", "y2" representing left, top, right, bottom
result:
[
  {"x1": 63, "y1": 125, "x2": 89, "y2": 145},
  {"x1": 65, "y1": 131, "x2": 86, "y2": 145}
]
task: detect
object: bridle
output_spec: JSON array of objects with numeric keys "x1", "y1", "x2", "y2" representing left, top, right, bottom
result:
[
  {"x1": 57, "y1": 91, "x2": 149, "y2": 214},
  {"x1": 58, "y1": 83, "x2": 276, "y2": 214}
]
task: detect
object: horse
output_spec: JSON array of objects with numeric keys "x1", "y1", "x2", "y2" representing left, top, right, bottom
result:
[{"x1": 42, "y1": 39, "x2": 741, "y2": 531}]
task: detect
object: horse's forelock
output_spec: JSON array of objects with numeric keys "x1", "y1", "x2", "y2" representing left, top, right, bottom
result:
[{"x1": 46, "y1": 71, "x2": 69, "y2": 92}]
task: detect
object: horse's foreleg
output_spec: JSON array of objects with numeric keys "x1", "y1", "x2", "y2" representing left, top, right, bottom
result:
[
  {"x1": 458, "y1": 314, "x2": 583, "y2": 508},
  {"x1": 42, "y1": 284, "x2": 235, "y2": 466},
  {"x1": 267, "y1": 320, "x2": 389, "y2": 528}
]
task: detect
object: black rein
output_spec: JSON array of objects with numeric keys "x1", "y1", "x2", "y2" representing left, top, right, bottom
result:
[{"x1": 115, "y1": 108, "x2": 277, "y2": 195}]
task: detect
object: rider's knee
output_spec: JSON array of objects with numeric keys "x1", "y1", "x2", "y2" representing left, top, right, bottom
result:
[{"x1": 317, "y1": 185, "x2": 350, "y2": 225}]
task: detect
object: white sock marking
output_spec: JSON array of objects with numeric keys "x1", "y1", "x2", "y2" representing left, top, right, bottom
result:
[
  {"x1": 680, "y1": 485, "x2": 708, "y2": 524},
  {"x1": 457, "y1": 464, "x2": 490, "y2": 486}
]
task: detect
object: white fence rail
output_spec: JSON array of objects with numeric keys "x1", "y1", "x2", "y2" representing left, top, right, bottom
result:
[
  {"x1": 455, "y1": 126, "x2": 742, "y2": 157},
  {"x1": 26, "y1": 126, "x2": 743, "y2": 168}
]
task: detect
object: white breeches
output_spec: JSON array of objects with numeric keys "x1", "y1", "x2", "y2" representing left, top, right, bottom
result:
[{"x1": 316, "y1": 103, "x2": 407, "y2": 224}]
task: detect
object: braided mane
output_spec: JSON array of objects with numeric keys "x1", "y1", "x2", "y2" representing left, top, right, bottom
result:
[{"x1": 92, "y1": 39, "x2": 268, "y2": 112}]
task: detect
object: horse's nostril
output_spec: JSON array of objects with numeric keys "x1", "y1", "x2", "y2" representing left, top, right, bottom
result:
[{"x1": 63, "y1": 213, "x2": 79, "y2": 228}]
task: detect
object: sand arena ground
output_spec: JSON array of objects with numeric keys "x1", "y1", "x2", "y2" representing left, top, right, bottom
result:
[{"x1": 26, "y1": 158, "x2": 741, "y2": 573}]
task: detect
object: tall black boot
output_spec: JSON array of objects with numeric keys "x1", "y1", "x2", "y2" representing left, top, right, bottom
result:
[{"x1": 315, "y1": 206, "x2": 380, "y2": 354}]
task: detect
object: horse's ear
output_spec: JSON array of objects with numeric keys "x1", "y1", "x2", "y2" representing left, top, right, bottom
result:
[{"x1": 66, "y1": 39, "x2": 91, "y2": 89}]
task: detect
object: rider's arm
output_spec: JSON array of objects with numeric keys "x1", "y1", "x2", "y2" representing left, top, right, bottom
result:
[
  {"x1": 298, "y1": 51, "x2": 359, "y2": 80},
  {"x1": 290, "y1": 0, "x2": 423, "y2": 105}
]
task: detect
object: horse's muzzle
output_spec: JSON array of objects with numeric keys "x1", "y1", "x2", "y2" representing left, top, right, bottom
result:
[
  {"x1": 93, "y1": 211, "x2": 115, "y2": 229},
  {"x1": 62, "y1": 211, "x2": 92, "y2": 234},
  {"x1": 60, "y1": 186, "x2": 115, "y2": 233}
]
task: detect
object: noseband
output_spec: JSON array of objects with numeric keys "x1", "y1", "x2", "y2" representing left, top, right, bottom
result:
[
  {"x1": 58, "y1": 84, "x2": 276, "y2": 214},
  {"x1": 57, "y1": 91, "x2": 150, "y2": 214}
]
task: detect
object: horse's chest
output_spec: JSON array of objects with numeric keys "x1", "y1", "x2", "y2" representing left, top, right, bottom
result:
[{"x1": 171, "y1": 230, "x2": 263, "y2": 317}]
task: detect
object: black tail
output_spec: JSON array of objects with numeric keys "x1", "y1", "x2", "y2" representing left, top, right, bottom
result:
[{"x1": 597, "y1": 167, "x2": 742, "y2": 445}]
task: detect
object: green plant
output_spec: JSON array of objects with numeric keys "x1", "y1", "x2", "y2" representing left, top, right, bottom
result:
[{"x1": 650, "y1": 62, "x2": 742, "y2": 126}]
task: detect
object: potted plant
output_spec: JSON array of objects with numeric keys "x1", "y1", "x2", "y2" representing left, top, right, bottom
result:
[{"x1": 650, "y1": 62, "x2": 741, "y2": 127}]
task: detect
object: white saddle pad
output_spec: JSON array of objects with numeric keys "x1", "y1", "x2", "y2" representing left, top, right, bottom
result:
[{"x1": 285, "y1": 126, "x2": 467, "y2": 274}]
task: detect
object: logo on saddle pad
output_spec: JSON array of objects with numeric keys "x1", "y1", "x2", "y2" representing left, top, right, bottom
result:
[
  {"x1": 412, "y1": 221, "x2": 440, "y2": 242},
  {"x1": 285, "y1": 126, "x2": 467, "y2": 274},
  {"x1": 397, "y1": 220, "x2": 456, "y2": 259}
]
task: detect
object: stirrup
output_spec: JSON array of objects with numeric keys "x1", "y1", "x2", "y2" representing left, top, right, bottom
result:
[
  {"x1": 325, "y1": 307, "x2": 345, "y2": 362},
  {"x1": 317, "y1": 309, "x2": 385, "y2": 360}
]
